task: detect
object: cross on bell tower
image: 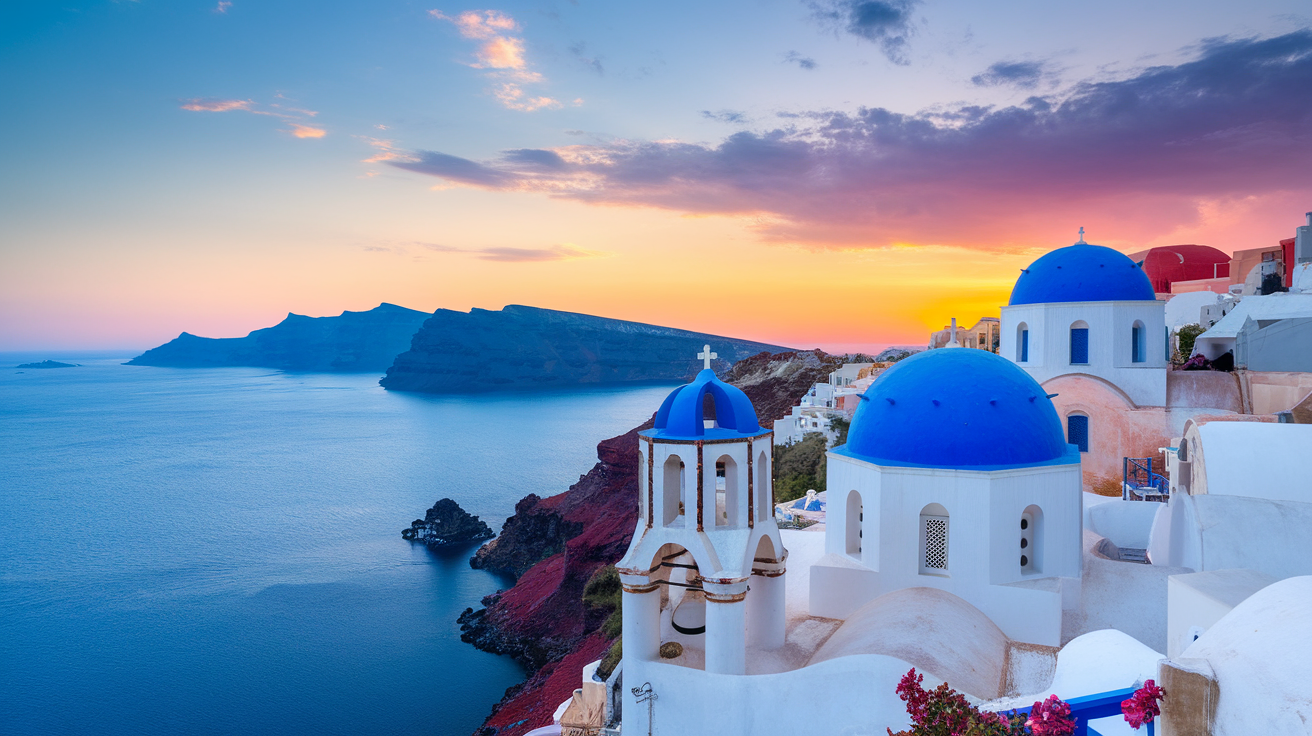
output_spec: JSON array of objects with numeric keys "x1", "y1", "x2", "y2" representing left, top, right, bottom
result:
[{"x1": 697, "y1": 344, "x2": 717, "y2": 371}]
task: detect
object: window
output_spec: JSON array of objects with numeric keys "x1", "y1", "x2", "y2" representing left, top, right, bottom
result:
[
  {"x1": 1021, "y1": 506, "x2": 1043, "y2": 574},
  {"x1": 1067, "y1": 414, "x2": 1089, "y2": 453},
  {"x1": 1070, "y1": 323, "x2": 1089, "y2": 364},
  {"x1": 1132, "y1": 321, "x2": 1146, "y2": 363},
  {"x1": 1017, "y1": 323, "x2": 1029, "y2": 363},
  {"x1": 845, "y1": 490, "x2": 862, "y2": 558},
  {"x1": 919, "y1": 503, "x2": 949, "y2": 575}
]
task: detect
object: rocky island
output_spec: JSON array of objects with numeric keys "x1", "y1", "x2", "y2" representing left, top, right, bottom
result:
[
  {"x1": 402, "y1": 498, "x2": 495, "y2": 548},
  {"x1": 380, "y1": 305, "x2": 791, "y2": 393},
  {"x1": 16, "y1": 360, "x2": 78, "y2": 369},
  {"x1": 127, "y1": 303, "x2": 432, "y2": 372}
]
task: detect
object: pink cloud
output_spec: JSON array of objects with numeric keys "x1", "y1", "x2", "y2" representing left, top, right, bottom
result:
[
  {"x1": 429, "y1": 8, "x2": 565, "y2": 112},
  {"x1": 391, "y1": 30, "x2": 1312, "y2": 251},
  {"x1": 289, "y1": 124, "x2": 326, "y2": 139},
  {"x1": 181, "y1": 98, "x2": 252, "y2": 112}
]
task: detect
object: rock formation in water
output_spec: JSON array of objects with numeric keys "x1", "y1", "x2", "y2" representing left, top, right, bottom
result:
[
  {"x1": 126, "y1": 303, "x2": 432, "y2": 372},
  {"x1": 402, "y1": 498, "x2": 495, "y2": 548},
  {"x1": 16, "y1": 360, "x2": 78, "y2": 369},
  {"x1": 379, "y1": 305, "x2": 791, "y2": 393},
  {"x1": 460, "y1": 350, "x2": 845, "y2": 736}
]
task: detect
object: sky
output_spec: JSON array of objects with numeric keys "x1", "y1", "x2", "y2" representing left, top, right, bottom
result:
[{"x1": 2, "y1": 0, "x2": 1310, "y2": 353}]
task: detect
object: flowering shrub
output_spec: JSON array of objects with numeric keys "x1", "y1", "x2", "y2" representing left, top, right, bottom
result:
[
  {"x1": 1026, "y1": 694, "x2": 1076, "y2": 736},
  {"x1": 888, "y1": 669, "x2": 1030, "y2": 736},
  {"x1": 1122, "y1": 680, "x2": 1166, "y2": 729}
]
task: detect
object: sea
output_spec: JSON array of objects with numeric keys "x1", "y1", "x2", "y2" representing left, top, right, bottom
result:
[{"x1": 0, "y1": 354, "x2": 674, "y2": 736}]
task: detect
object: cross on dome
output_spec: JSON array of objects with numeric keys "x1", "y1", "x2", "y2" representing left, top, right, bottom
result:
[
  {"x1": 1077, "y1": 226, "x2": 1086, "y2": 244},
  {"x1": 697, "y1": 345, "x2": 718, "y2": 370}
]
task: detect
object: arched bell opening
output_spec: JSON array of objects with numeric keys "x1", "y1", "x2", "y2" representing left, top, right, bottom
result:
[
  {"x1": 662, "y1": 454, "x2": 685, "y2": 526},
  {"x1": 714, "y1": 454, "x2": 739, "y2": 528}
]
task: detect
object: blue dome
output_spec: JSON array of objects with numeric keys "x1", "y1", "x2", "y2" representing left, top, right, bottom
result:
[
  {"x1": 648, "y1": 369, "x2": 763, "y2": 440},
  {"x1": 1009, "y1": 244, "x2": 1157, "y2": 305},
  {"x1": 839, "y1": 349, "x2": 1076, "y2": 469}
]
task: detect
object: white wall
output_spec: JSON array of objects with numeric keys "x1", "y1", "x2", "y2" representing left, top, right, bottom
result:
[
  {"x1": 1166, "y1": 569, "x2": 1276, "y2": 658},
  {"x1": 1001, "y1": 301, "x2": 1168, "y2": 407}
]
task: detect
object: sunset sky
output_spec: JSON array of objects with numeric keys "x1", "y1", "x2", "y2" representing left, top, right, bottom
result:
[{"x1": 2, "y1": 0, "x2": 1310, "y2": 352}]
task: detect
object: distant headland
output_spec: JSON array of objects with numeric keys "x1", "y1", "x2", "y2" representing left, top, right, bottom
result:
[
  {"x1": 126, "y1": 303, "x2": 431, "y2": 372},
  {"x1": 379, "y1": 305, "x2": 792, "y2": 393},
  {"x1": 16, "y1": 360, "x2": 79, "y2": 369}
]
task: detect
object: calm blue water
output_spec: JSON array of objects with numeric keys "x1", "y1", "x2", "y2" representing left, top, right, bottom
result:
[{"x1": 0, "y1": 355, "x2": 672, "y2": 736}]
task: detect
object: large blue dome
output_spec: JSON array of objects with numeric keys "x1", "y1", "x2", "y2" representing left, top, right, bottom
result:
[
  {"x1": 1009, "y1": 244, "x2": 1156, "y2": 305},
  {"x1": 839, "y1": 349, "x2": 1076, "y2": 469},
  {"x1": 648, "y1": 369, "x2": 764, "y2": 440}
]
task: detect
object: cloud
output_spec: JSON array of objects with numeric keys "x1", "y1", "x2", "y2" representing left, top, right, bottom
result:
[
  {"x1": 372, "y1": 241, "x2": 605, "y2": 262},
  {"x1": 784, "y1": 51, "x2": 818, "y2": 70},
  {"x1": 808, "y1": 0, "x2": 921, "y2": 64},
  {"x1": 214, "y1": 0, "x2": 231, "y2": 12},
  {"x1": 570, "y1": 42, "x2": 605, "y2": 75},
  {"x1": 971, "y1": 60, "x2": 1047, "y2": 89},
  {"x1": 180, "y1": 96, "x2": 325, "y2": 138},
  {"x1": 289, "y1": 124, "x2": 326, "y2": 139},
  {"x1": 430, "y1": 8, "x2": 564, "y2": 111},
  {"x1": 181, "y1": 98, "x2": 252, "y2": 112},
  {"x1": 387, "y1": 30, "x2": 1312, "y2": 251},
  {"x1": 701, "y1": 110, "x2": 749, "y2": 124}
]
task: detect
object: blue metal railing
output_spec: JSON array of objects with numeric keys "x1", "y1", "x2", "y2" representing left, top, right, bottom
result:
[
  {"x1": 1123, "y1": 457, "x2": 1169, "y2": 501},
  {"x1": 1004, "y1": 686, "x2": 1152, "y2": 736}
]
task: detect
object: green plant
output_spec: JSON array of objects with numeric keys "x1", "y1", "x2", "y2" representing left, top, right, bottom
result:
[
  {"x1": 773, "y1": 433, "x2": 828, "y2": 503},
  {"x1": 829, "y1": 416, "x2": 851, "y2": 447},
  {"x1": 596, "y1": 639, "x2": 622, "y2": 680},
  {"x1": 583, "y1": 565, "x2": 623, "y2": 639},
  {"x1": 1174, "y1": 323, "x2": 1206, "y2": 362}
]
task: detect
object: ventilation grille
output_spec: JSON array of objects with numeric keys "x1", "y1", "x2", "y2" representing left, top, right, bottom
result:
[{"x1": 923, "y1": 516, "x2": 948, "y2": 571}]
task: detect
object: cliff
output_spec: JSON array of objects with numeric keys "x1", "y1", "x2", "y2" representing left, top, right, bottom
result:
[
  {"x1": 461, "y1": 350, "x2": 843, "y2": 736},
  {"x1": 379, "y1": 305, "x2": 791, "y2": 393},
  {"x1": 126, "y1": 303, "x2": 431, "y2": 372}
]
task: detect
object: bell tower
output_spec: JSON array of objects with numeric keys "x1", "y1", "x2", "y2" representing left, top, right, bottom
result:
[{"x1": 617, "y1": 345, "x2": 787, "y2": 693}]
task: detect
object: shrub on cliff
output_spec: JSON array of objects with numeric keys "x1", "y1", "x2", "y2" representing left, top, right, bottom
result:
[
  {"x1": 583, "y1": 565, "x2": 622, "y2": 639},
  {"x1": 773, "y1": 433, "x2": 828, "y2": 503}
]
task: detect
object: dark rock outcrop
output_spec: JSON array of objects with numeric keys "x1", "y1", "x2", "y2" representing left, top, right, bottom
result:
[
  {"x1": 379, "y1": 305, "x2": 791, "y2": 393},
  {"x1": 126, "y1": 303, "x2": 431, "y2": 372},
  {"x1": 16, "y1": 360, "x2": 78, "y2": 369},
  {"x1": 461, "y1": 350, "x2": 841, "y2": 736},
  {"x1": 402, "y1": 498, "x2": 495, "y2": 548}
]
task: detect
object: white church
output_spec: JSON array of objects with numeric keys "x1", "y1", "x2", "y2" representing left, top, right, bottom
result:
[{"x1": 545, "y1": 240, "x2": 1312, "y2": 736}]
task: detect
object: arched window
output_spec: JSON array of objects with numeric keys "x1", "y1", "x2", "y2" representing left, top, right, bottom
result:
[
  {"x1": 714, "y1": 454, "x2": 738, "y2": 527},
  {"x1": 1070, "y1": 320, "x2": 1089, "y2": 365},
  {"x1": 1017, "y1": 322, "x2": 1029, "y2": 363},
  {"x1": 637, "y1": 450, "x2": 647, "y2": 523},
  {"x1": 756, "y1": 450, "x2": 770, "y2": 522},
  {"x1": 1021, "y1": 505, "x2": 1043, "y2": 574},
  {"x1": 1131, "y1": 320, "x2": 1146, "y2": 363},
  {"x1": 1067, "y1": 413, "x2": 1089, "y2": 453},
  {"x1": 663, "y1": 455, "x2": 684, "y2": 526},
  {"x1": 845, "y1": 490, "x2": 863, "y2": 558},
  {"x1": 918, "y1": 503, "x2": 949, "y2": 575}
]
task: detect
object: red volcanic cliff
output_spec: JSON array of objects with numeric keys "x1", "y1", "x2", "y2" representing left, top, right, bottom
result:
[{"x1": 459, "y1": 350, "x2": 845, "y2": 736}]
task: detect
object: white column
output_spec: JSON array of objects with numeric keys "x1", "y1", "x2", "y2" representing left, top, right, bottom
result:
[
  {"x1": 746, "y1": 571, "x2": 786, "y2": 650},
  {"x1": 704, "y1": 583, "x2": 747, "y2": 674},
  {"x1": 622, "y1": 582, "x2": 661, "y2": 663}
]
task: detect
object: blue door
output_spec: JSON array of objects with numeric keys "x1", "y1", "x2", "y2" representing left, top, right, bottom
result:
[
  {"x1": 1020, "y1": 329, "x2": 1029, "y2": 362},
  {"x1": 1070, "y1": 328, "x2": 1089, "y2": 364},
  {"x1": 1068, "y1": 414, "x2": 1089, "y2": 452}
]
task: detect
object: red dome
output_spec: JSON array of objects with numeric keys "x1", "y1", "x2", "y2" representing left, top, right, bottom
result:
[{"x1": 1129, "y1": 245, "x2": 1231, "y2": 293}]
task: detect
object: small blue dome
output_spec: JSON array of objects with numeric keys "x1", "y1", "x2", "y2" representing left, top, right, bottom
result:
[
  {"x1": 840, "y1": 349, "x2": 1076, "y2": 469},
  {"x1": 1010, "y1": 244, "x2": 1156, "y2": 305},
  {"x1": 649, "y1": 370, "x2": 763, "y2": 440}
]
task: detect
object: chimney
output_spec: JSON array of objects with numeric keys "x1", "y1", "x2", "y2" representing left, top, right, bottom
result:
[{"x1": 1297, "y1": 211, "x2": 1312, "y2": 267}]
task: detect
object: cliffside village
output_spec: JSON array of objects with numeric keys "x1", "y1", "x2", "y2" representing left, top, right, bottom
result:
[{"x1": 541, "y1": 211, "x2": 1312, "y2": 736}]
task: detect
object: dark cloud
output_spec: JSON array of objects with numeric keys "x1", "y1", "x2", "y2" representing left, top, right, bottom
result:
[
  {"x1": 701, "y1": 110, "x2": 749, "y2": 124},
  {"x1": 972, "y1": 60, "x2": 1047, "y2": 89},
  {"x1": 808, "y1": 0, "x2": 920, "y2": 64},
  {"x1": 502, "y1": 148, "x2": 568, "y2": 170},
  {"x1": 784, "y1": 51, "x2": 818, "y2": 70},
  {"x1": 392, "y1": 30, "x2": 1312, "y2": 249},
  {"x1": 569, "y1": 42, "x2": 604, "y2": 75}
]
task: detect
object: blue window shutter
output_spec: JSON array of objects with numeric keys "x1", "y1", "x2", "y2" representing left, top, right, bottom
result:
[
  {"x1": 1020, "y1": 330, "x2": 1029, "y2": 362},
  {"x1": 1132, "y1": 326, "x2": 1142, "y2": 363},
  {"x1": 1070, "y1": 328, "x2": 1089, "y2": 364},
  {"x1": 1068, "y1": 415, "x2": 1089, "y2": 452}
]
